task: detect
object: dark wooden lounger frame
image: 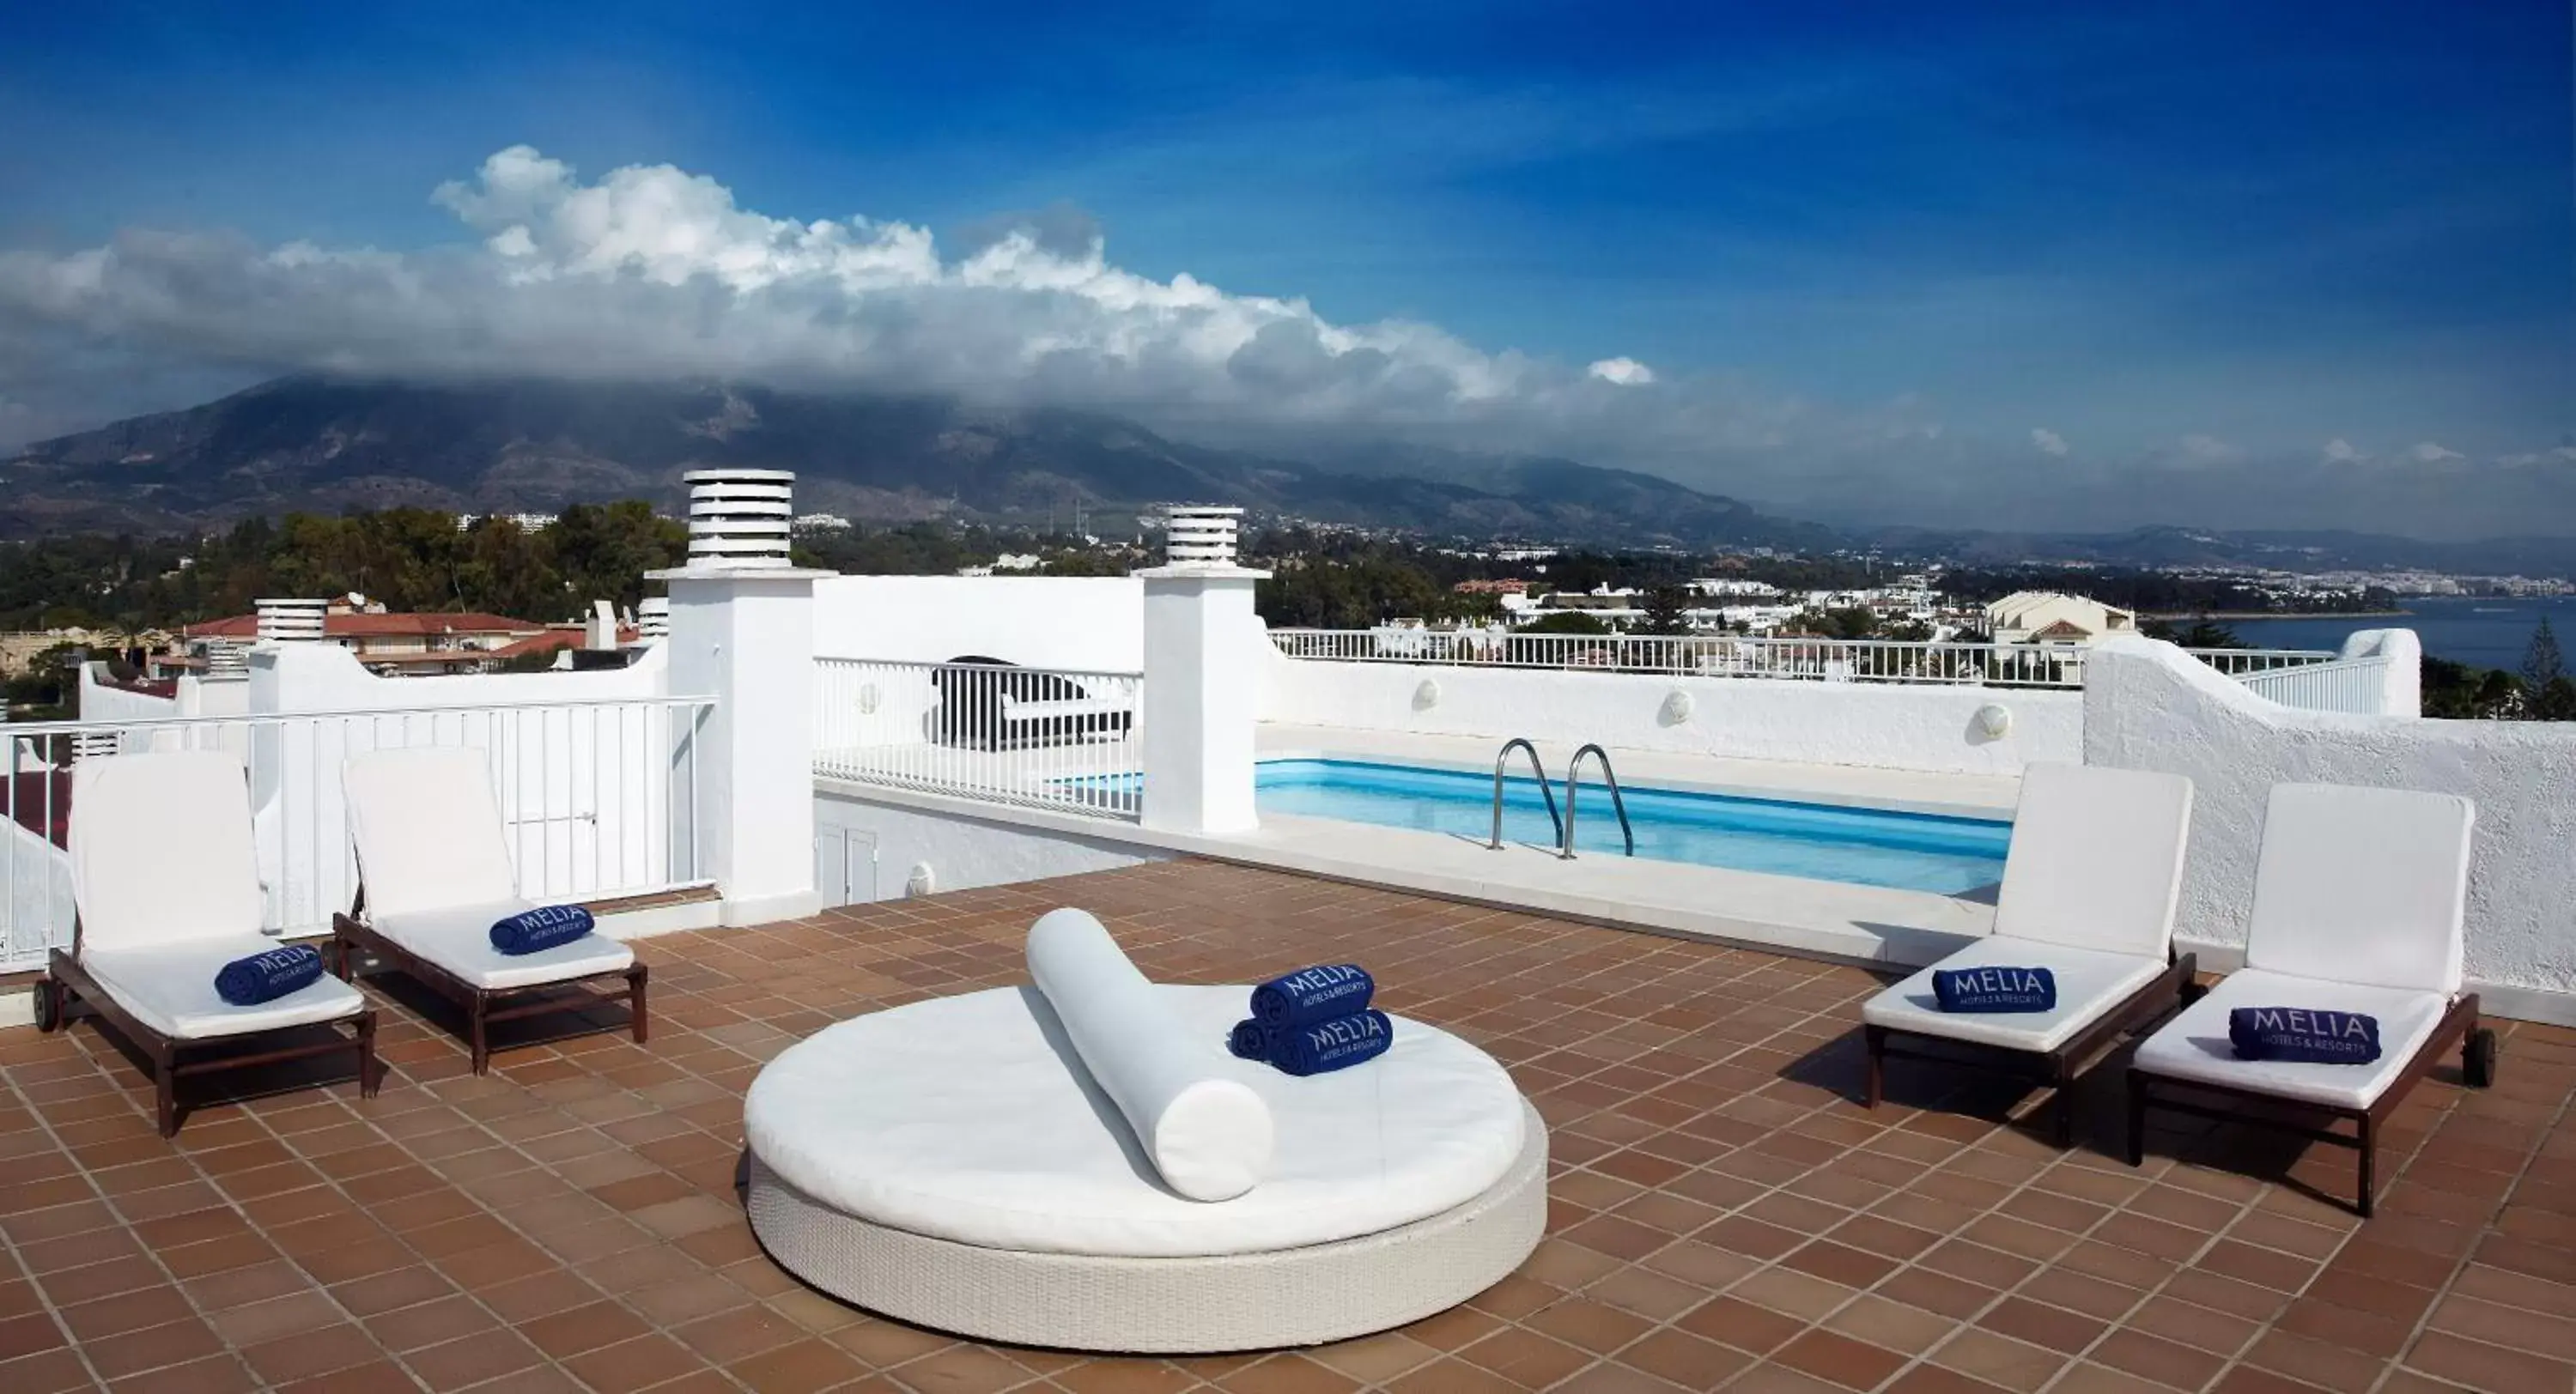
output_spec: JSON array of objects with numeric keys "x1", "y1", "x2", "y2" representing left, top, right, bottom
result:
[
  {"x1": 1865, "y1": 953, "x2": 2197, "y2": 1147},
  {"x1": 39, "y1": 942, "x2": 380, "y2": 1137},
  {"x1": 2127, "y1": 992, "x2": 2488, "y2": 1217},
  {"x1": 331, "y1": 901, "x2": 647, "y2": 1075}
]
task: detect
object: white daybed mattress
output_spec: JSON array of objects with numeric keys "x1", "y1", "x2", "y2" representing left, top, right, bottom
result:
[{"x1": 744, "y1": 983, "x2": 1528, "y2": 1259}]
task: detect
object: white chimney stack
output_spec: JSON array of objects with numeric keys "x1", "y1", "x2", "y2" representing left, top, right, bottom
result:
[
  {"x1": 254, "y1": 598, "x2": 327, "y2": 644},
  {"x1": 683, "y1": 470, "x2": 796, "y2": 571},
  {"x1": 1161, "y1": 506, "x2": 1244, "y2": 569}
]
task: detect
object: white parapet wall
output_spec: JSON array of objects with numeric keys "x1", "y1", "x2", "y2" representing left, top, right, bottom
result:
[
  {"x1": 1255, "y1": 639, "x2": 2081, "y2": 775},
  {"x1": 814, "y1": 783, "x2": 1170, "y2": 906},
  {"x1": 2085, "y1": 633, "x2": 2576, "y2": 1023},
  {"x1": 813, "y1": 574, "x2": 1143, "y2": 669}
]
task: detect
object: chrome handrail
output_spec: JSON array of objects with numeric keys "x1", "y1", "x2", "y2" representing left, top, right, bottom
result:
[
  {"x1": 1560, "y1": 742, "x2": 1635, "y2": 859},
  {"x1": 1490, "y1": 738, "x2": 1563, "y2": 850}
]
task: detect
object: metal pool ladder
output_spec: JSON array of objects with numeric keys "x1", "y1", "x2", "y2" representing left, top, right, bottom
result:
[
  {"x1": 1560, "y1": 743, "x2": 1635, "y2": 860},
  {"x1": 1489, "y1": 738, "x2": 1563, "y2": 850}
]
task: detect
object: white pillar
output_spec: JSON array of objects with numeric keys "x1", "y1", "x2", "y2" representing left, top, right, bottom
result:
[
  {"x1": 1139, "y1": 565, "x2": 1268, "y2": 836},
  {"x1": 655, "y1": 567, "x2": 832, "y2": 925}
]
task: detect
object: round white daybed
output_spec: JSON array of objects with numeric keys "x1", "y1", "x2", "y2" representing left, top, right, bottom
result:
[{"x1": 744, "y1": 971, "x2": 1546, "y2": 1352}]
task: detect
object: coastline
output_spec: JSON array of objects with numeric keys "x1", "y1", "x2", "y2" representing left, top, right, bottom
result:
[{"x1": 2145, "y1": 609, "x2": 2411, "y2": 621}]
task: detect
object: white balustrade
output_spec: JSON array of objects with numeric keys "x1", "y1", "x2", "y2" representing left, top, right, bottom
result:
[{"x1": 814, "y1": 658, "x2": 1141, "y2": 819}]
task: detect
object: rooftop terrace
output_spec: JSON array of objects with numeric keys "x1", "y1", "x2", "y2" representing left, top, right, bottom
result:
[{"x1": 4, "y1": 861, "x2": 2573, "y2": 1394}]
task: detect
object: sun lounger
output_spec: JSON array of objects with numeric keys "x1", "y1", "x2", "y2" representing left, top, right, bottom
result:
[
  {"x1": 1861, "y1": 762, "x2": 2196, "y2": 1143},
  {"x1": 2127, "y1": 782, "x2": 2494, "y2": 1215},
  {"x1": 36, "y1": 751, "x2": 378, "y2": 1136},
  {"x1": 334, "y1": 746, "x2": 646, "y2": 1073}
]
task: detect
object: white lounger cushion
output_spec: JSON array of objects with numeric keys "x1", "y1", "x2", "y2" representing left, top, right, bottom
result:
[
  {"x1": 744, "y1": 984, "x2": 1527, "y2": 1258},
  {"x1": 1862, "y1": 935, "x2": 2167, "y2": 1054},
  {"x1": 70, "y1": 751, "x2": 268, "y2": 950},
  {"x1": 68, "y1": 752, "x2": 366, "y2": 1041},
  {"x1": 2130, "y1": 967, "x2": 2451, "y2": 1111},
  {"x1": 2243, "y1": 783, "x2": 2473, "y2": 995},
  {"x1": 1990, "y1": 763, "x2": 2193, "y2": 958},
  {"x1": 343, "y1": 747, "x2": 629, "y2": 988},
  {"x1": 343, "y1": 747, "x2": 522, "y2": 914},
  {"x1": 82, "y1": 936, "x2": 364, "y2": 1040},
  {"x1": 370, "y1": 900, "x2": 633, "y2": 991}
]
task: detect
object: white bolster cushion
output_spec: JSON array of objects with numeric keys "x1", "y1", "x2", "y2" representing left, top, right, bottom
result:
[{"x1": 1026, "y1": 908, "x2": 1275, "y2": 1202}]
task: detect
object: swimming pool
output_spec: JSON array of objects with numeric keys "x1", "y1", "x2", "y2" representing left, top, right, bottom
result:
[{"x1": 1255, "y1": 760, "x2": 2010, "y2": 894}]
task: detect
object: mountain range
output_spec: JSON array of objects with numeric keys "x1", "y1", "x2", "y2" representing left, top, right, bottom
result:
[
  {"x1": 6, "y1": 375, "x2": 2573, "y2": 578},
  {"x1": 0, "y1": 376, "x2": 1827, "y2": 550}
]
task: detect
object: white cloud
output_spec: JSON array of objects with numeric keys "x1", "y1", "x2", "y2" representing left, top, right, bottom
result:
[
  {"x1": 2499, "y1": 445, "x2": 2576, "y2": 468},
  {"x1": 2, "y1": 145, "x2": 1757, "y2": 458},
  {"x1": 2408, "y1": 440, "x2": 2466, "y2": 464},
  {"x1": 2177, "y1": 433, "x2": 2243, "y2": 464},
  {"x1": 2029, "y1": 427, "x2": 2068, "y2": 457},
  {"x1": 2321, "y1": 437, "x2": 2364, "y2": 464}
]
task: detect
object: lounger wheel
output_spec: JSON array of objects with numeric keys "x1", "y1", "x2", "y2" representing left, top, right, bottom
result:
[
  {"x1": 2464, "y1": 1027, "x2": 2499, "y2": 1088},
  {"x1": 32, "y1": 978, "x2": 62, "y2": 1033}
]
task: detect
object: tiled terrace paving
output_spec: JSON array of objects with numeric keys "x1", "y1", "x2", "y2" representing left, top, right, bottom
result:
[{"x1": 3, "y1": 861, "x2": 2574, "y2": 1394}]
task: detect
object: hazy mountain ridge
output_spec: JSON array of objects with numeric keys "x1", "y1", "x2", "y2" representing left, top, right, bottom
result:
[{"x1": 0, "y1": 376, "x2": 1826, "y2": 549}]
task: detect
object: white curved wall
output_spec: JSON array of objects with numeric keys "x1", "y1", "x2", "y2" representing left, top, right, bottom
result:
[
  {"x1": 2085, "y1": 635, "x2": 2576, "y2": 1019},
  {"x1": 1257, "y1": 649, "x2": 2081, "y2": 775}
]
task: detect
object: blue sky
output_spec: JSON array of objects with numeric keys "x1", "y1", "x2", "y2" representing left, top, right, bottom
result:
[{"x1": 2, "y1": 0, "x2": 2570, "y2": 533}]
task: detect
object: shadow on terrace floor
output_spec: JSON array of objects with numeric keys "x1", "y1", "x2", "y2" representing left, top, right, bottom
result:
[{"x1": 2, "y1": 859, "x2": 2573, "y2": 1393}]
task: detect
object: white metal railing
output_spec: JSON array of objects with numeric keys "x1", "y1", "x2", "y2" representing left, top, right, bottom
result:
[
  {"x1": 814, "y1": 658, "x2": 1143, "y2": 818},
  {"x1": 1267, "y1": 627, "x2": 2335, "y2": 690},
  {"x1": 2, "y1": 695, "x2": 716, "y2": 972},
  {"x1": 2235, "y1": 655, "x2": 2398, "y2": 715},
  {"x1": 2185, "y1": 648, "x2": 2348, "y2": 677}
]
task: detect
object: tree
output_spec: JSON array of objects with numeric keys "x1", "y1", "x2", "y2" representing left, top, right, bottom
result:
[
  {"x1": 2522, "y1": 618, "x2": 2564, "y2": 692},
  {"x1": 1637, "y1": 585, "x2": 1692, "y2": 637},
  {"x1": 1517, "y1": 611, "x2": 1613, "y2": 636},
  {"x1": 2173, "y1": 620, "x2": 2244, "y2": 650}
]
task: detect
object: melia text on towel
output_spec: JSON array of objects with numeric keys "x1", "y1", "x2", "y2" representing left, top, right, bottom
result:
[
  {"x1": 2227, "y1": 1007, "x2": 2382, "y2": 1064},
  {"x1": 1251, "y1": 963, "x2": 1376, "y2": 1027},
  {"x1": 1931, "y1": 965, "x2": 2057, "y2": 1014}
]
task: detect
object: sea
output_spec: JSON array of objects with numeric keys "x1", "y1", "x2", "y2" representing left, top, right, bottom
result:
[{"x1": 2219, "y1": 594, "x2": 2576, "y2": 672}]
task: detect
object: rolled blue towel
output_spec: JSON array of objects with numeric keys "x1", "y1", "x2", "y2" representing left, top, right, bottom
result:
[
  {"x1": 215, "y1": 945, "x2": 325, "y2": 1006},
  {"x1": 1250, "y1": 963, "x2": 1374, "y2": 1027},
  {"x1": 1268, "y1": 1009, "x2": 1393, "y2": 1077},
  {"x1": 2229, "y1": 1007, "x2": 2381, "y2": 1064},
  {"x1": 489, "y1": 904, "x2": 596, "y2": 956},
  {"x1": 1932, "y1": 965, "x2": 2057, "y2": 1014},
  {"x1": 1227, "y1": 1020, "x2": 1273, "y2": 1061}
]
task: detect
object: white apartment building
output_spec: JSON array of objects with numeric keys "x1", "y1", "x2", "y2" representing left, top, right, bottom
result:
[{"x1": 1984, "y1": 591, "x2": 2139, "y2": 646}]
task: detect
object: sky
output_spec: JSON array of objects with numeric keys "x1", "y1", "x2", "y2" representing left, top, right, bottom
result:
[{"x1": 1, "y1": 0, "x2": 2571, "y2": 537}]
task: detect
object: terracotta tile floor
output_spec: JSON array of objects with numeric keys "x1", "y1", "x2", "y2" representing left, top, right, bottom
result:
[{"x1": 4, "y1": 859, "x2": 2574, "y2": 1393}]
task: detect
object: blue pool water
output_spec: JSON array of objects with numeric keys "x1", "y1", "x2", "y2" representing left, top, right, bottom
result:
[{"x1": 1255, "y1": 760, "x2": 2011, "y2": 894}]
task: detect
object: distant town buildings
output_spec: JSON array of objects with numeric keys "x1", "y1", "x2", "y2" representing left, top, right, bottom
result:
[
  {"x1": 179, "y1": 593, "x2": 556, "y2": 676},
  {"x1": 453, "y1": 512, "x2": 559, "y2": 532}
]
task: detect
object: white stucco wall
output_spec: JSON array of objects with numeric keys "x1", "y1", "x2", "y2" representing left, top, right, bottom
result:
[
  {"x1": 1257, "y1": 648, "x2": 2081, "y2": 775},
  {"x1": 2085, "y1": 636, "x2": 2576, "y2": 1019},
  {"x1": 814, "y1": 785, "x2": 1168, "y2": 905},
  {"x1": 813, "y1": 575, "x2": 1144, "y2": 670}
]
